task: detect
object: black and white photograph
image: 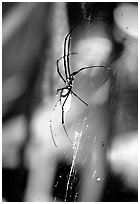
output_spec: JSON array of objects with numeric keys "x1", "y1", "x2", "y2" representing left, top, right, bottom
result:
[{"x1": 2, "y1": 2, "x2": 138, "y2": 202}]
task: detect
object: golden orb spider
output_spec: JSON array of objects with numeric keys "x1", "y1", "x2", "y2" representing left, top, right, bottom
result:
[{"x1": 50, "y1": 22, "x2": 109, "y2": 147}]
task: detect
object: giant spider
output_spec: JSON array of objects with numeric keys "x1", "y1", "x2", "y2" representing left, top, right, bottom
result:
[{"x1": 50, "y1": 23, "x2": 109, "y2": 147}]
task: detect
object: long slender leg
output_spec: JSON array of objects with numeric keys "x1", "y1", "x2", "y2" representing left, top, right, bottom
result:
[
  {"x1": 72, "y1": 65, "x2": 109, "y2": 77},
  {"x1": 63, "y1": 15, "x2": 84, "y2": 79},
  {"x1": 70, "y1": 65, "x2": 110, "y2": 106},
  {"x1": 49, "y1": 100, "x2": 61, "y2": 147},
  {"x1": 61, "y1": 92, "x2": 73, "y2": 144},
  {"x1": 57, "y1": 59, "x2": 66, "y2": 83},
  {"x1": 57, "y1": 53, "x2": 78, "y2": 83},
  {"x1": 64, "y1": 34, "x2": 69, "y2": 79},
  {"x1": 71, "y1": 90, "x2": 88, "y2": 106},
  {"x1": 69, "y1": 66, "x2": 109, "y2": 106},
  {"x1": 58, "y1": 53, "x2": 78, "y2": 62},
  {"x1": 67, "y1": 35, "x2": 71, "y2": 77},
  {"x1": 64, "y1": 31, "x2": 74, "y2": 79}
]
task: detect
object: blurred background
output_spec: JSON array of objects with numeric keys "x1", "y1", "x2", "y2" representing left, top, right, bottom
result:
[{"x1": 2, "y1": 2, "x2": 138, "y2": 202}]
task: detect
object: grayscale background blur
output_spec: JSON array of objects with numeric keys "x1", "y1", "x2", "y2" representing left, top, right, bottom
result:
[{"x1": 2, "y1": 2, "x2": 138, "y2": 202}]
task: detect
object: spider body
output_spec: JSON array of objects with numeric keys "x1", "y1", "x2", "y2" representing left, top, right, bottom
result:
[
  {"x1": 50, "y1": 23, "x2": 109, "y2": 147},
  {"x1": 57, "y1": 76, "x2": 74, "y2": 97},
  {"x1": 66, "y1": 77, "x2": 74, "y2": 89}
]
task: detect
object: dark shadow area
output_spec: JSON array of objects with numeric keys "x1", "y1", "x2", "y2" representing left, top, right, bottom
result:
[
  {"x1": 2, "y1": 167, "x2": 28, "y2": 202},
  {"x1": 52, "y1": 159, "x2": 81, "y2": 202},
  {"x1": 102, "y1": 170, "x2": 138, "y2": 202}
]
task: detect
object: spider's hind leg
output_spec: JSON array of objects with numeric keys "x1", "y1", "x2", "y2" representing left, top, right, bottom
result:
[
  {"x1": 49, "y1": 100, "x2": 60, "y2": 147},
  {"x1": 61, "y1": 93, "x2": 73, "y2": 144},
  {"x1": 71, "y1": 90, "x2": 88, "y2": 106}
]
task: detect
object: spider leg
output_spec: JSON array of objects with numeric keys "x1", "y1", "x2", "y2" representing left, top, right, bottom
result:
[
  {"x1": 63, "y1": 15, "x2": 84, "y2": 79},
  {"x1": 61, "y1": 91, "x2": 73, "y2": 144},
  {"x1": 57, "y1": 53, "x2": 78, "y2": 62},
  {"x1": 49, "y1": 100, "x2": 61, "y2": 147},
  {"x1": 57, "y1": 53, "x2": 78, "y2": 63},
  {"x1": 57, "y1": 88, "x2": 64, "y2": 95},
  {"x1": 72, "y1": 65, "x2": 109, "y2": 77},
  {"x1": 71, "y1": 90, "x2": 88, "y2": 106},
  {"x1": 57, "y1": 53, "x2": 78, "y2": 83},
  {"x1": 67, "y1": 35, "x2": 71, "y2": 77},
  {"x1": 64, "y1": 31, "x2": 75, "y2": 79},
  {"x1": 57, "y1": 59, "x2": 66, "y2": 83},
  {"x1": 70, "y1": 65, "x2": 109, "y2": 106},
  {"x1": 64, "y1": 33, "x2": 69, "y2": 79},
  {"x1": 63, "y1": 15, "x2": 88, "y2": 80}
]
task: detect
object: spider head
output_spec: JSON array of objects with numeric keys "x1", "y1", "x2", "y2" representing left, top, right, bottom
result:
[
  {"x1": 66, "y1": 77, "x2": 74, "y2": 87},
  {"x1": 66, "y1": 78, "x2": 70, "y2": 85}
]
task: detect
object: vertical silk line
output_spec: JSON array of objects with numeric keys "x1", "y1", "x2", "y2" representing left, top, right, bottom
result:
[{"x1": 65, "y1": 118, "x2": 86, "y2": 201}]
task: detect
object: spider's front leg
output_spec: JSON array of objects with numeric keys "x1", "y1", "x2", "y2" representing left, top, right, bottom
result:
[
  {"x1": 57, "y1": 59, "x2": 66, "y2": 83},
  {"x1": 57, "y1": 53, "x2": 78, "y2": 83}
]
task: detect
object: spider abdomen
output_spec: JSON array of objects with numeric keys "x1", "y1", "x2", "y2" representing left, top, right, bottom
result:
[{"x1": 61, "y1": 88, "x2": 71, "y2": 97}]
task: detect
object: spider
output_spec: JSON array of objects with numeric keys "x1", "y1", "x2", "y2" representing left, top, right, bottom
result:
[{"x1": 50, "y1": 24, "x2": 109, "y2": 147}]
